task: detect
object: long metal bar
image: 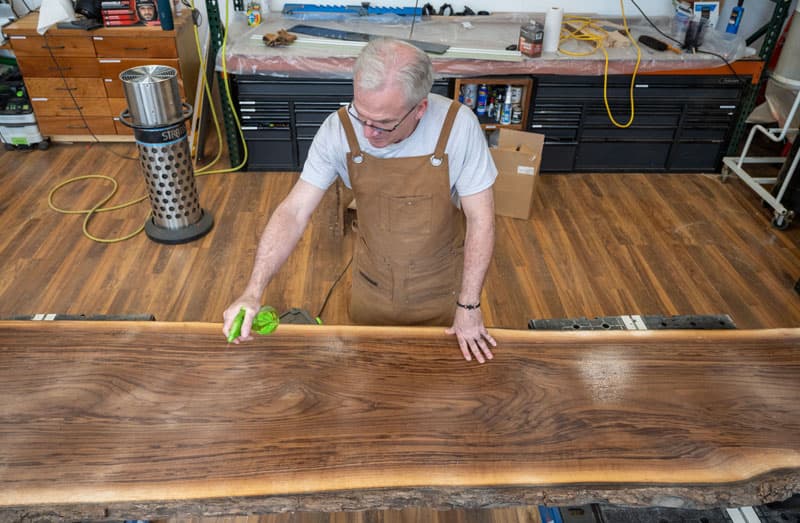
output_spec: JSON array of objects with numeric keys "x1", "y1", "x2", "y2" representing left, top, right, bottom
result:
[{"x1": 205, "y1": 0, "x2": 243, "y2": 168}]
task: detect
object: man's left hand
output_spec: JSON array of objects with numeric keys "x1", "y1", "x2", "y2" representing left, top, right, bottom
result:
[{"x1": 445, "y1": 307, "x2": 496, "y2": 363}]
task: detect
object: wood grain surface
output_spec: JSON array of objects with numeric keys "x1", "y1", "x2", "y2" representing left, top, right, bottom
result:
[{"x1": 1, "y1": 321, "x2": 798, "y2": 520}]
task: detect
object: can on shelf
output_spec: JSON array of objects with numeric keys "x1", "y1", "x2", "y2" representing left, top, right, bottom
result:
[
  {"x1": 460, "y1": 83, "x2": 478, "y2": 109},
  {"x1": 519, "y1": 21, "x2": 544, "y2": 58},
  {"x1": 511, "y1": 105, "x2": 523, "y2": 124},
  {"x1": 476, "y1": 84, "x2": 488, "y2": 116}
]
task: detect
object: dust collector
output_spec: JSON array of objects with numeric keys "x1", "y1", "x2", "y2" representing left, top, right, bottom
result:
[{"x1": 119, "y1": 65, "x2": 213, "y2": 244}]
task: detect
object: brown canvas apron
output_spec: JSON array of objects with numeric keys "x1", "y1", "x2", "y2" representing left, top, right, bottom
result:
[{"x1": 338, "y1": 102, "x2": 465, "y2": 326}]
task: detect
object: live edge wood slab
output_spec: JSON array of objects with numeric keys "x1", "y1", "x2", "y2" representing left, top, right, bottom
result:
[{"x1": 1, "y1": 322, "x2": 799, "y2": 521}]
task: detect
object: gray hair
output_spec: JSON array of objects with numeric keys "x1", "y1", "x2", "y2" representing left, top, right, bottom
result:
[{"x1": 353, "y1": 38, "x2": 434, "y2": 107}]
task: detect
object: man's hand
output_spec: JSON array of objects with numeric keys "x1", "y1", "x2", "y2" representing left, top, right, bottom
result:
[
  {"x1": 222, "y1": 296, "x2": 261, "y2": 343},
  {"x1": 445, "y1": 307, "x2": 496, "y2": 363}
]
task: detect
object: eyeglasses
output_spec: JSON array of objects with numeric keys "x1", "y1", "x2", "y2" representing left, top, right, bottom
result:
[{"x1": 347, "y1": 102, "x2": 417, "y2": 134}]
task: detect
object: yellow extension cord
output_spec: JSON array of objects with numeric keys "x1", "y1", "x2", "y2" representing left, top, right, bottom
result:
[
  {"x1": 558, "y1": 0, "x2": 642, "y2": 129},
  {"x1": 50, "y1": 0, "x2": 643, "y2": 243},
  {"x1": 48, "y1": 0, "x2": 249, "y2": 243}
]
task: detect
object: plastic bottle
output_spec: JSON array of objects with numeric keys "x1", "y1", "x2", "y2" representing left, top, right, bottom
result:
[
  {"x1": 726, "y1": 0, "x2": 744, "y2": 34},
  {"x1": 476, "y1": 84, "x2": 488, "y2": 116},
  {"x1": 500, "y1": 85, "x2": 513, "y2": 125}
]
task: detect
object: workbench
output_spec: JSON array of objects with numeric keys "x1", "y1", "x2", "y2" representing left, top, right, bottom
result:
[
  {"x1": 221, "y1": 12, "x2": 763, "y2": 172},
  {"x1": 1, "y1": 321, "x2": 798, "y2": 521}
]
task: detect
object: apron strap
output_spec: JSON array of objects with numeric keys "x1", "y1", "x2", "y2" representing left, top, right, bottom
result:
[
  {"x1": 337, "y1": 106, "x2": 364, "y2": 163},
  {"x1": 431, "y1": 101, "x2": 462, "y2": 166}
]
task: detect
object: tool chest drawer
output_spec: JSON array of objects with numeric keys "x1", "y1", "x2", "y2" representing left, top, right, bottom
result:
[
  {"x1": 92, "y1": 36, "x2": 178, "y2": 58},
  {"x1": 7, "y1": 35, "x2": 96, "y2": 57},
  {"x1": 15, "y1": 56, "x2": 101, "y2": 78},
  {"x1": 24, "y1": 77, "x2": 106, "y2": 99},
  {"x1": 532, "y1": 74, "x2": 745, "y2": 173}
]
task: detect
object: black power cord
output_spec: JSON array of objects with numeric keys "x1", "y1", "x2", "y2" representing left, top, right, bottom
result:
[
  {"x1": 316, "y1": 255, "x2": 353, "y2": 320},
  {"x1": 628, "y1": 0, "x2": 747, "y2": 84}
]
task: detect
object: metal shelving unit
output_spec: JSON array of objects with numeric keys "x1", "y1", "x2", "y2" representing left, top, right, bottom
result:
[
  {"x1": 726, "y1": 0, "x2": 793, "y2": 155},
  {"x1": 204, "y1": 0, "x2": 244, "y2": 168}
]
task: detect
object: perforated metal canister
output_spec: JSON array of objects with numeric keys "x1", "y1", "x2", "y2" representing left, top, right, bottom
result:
[{"x1": 119, "y1": 65, "x2": 213, "y2": 244}]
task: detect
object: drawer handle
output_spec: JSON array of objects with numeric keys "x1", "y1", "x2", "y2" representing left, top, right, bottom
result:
[
  {"x1": 43, "y1": 45, "x2": 66, "y2": 50},
  {"x1": 60, "y1": 106, "x2": 82, "y2": 111},
  {"x1": 55, "y1": 87, "x2": 77, "y2": 91},
  {"x1": 124, "y1": 47, "x2": 149, "y2": 51},
  {"x1": 48, "y1": 67, "x2": 72, "y2": 72},
  {"x1": 66, "y1": 125, "x2": 88, "y2": 129}
]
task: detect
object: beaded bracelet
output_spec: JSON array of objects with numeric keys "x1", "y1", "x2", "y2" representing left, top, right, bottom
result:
[{"x1": 456, "y1": 301, "x2": 480, "y2": 310}]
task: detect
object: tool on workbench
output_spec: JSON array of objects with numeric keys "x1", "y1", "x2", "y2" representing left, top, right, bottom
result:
[
  {"x1": 282, "y1": 3, "x2": 423, "y2": 17},
  {"x1": 287, "y1": 24, "x2": 450, "y2": 54},
  {"x1": 637, "y1": 34, "x2": 681, "y2": 54},
  {"x1": 227, "y1": 305, "x2": 280, "y2": 342}
]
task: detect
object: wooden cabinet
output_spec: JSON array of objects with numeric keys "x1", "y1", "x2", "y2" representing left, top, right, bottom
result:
[
  {"x1": 452, "y1": 76, "x2": 533, "y2": 132},
  {"x1": 5, "y1": 11, "x2": 199, "y2": 141}
]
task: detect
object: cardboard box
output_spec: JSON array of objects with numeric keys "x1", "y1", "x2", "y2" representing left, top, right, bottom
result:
[{"x1": 490, "y1": 129, "x2": 544, "y2": 220}]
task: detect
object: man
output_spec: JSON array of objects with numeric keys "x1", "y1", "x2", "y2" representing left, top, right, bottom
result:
[{"x1": 223, "y1": 38, "x2": 497, "y2": 363}]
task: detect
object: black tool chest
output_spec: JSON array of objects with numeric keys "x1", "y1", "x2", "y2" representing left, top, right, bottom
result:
[
  {"x1": 234, "y1": 73, "x2": 744, "y2": 173},
  {"x1": 233, "y1": 76, "x2": 450, "y2": 171},
  {"x1": 531, "y1": 74, "x2": 745, "y2": 172}
]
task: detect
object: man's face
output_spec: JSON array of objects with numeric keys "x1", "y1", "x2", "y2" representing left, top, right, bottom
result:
[
  {"x1": 352, "y1": 84, "x2": 426, "y2": 149},
  {"x1": 138, "y1": 4, "x2": 155, "y2": 20}
]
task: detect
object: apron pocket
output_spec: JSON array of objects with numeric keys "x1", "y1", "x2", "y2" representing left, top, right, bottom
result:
[
  {"x1": 380, "y1": 193, "x2": 432, "y2": 235},
  {"x1": 352, "y1": 237, "x2": 393, "y2": 299},
  {"x1": 403, "y1": 252, "x2": 458, "y2": 305}
]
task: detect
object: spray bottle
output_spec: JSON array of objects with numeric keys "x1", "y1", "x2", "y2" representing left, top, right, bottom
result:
[
  {"x1": 226, "y1": 305, "x2": 280, "y2": 342},
  {"x1": 500, "y1": 85, "x2": 513, "y2": 125}
]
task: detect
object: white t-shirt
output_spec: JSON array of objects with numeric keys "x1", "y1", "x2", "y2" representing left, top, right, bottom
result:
[{"x1": 300, "y1": 93, "x2": 497, "y2": 204}]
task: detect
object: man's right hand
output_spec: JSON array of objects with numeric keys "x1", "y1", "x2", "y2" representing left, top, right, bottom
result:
[{"x1": 222, "y1": 296, "x2": 261, "y2": 343}]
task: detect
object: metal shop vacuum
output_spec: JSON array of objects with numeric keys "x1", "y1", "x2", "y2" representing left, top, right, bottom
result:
[{"x1": 119, "y1": 65, "x2": 213, "y2": 244}]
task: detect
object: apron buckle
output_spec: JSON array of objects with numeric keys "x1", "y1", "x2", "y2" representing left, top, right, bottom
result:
[{"x1": 429, "y1": 155, "x2": 443, "y2": 167}]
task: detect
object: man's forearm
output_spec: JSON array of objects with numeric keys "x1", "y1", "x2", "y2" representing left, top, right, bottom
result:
[
  {"x1": 241, "y1": 203, "x2": 310, "y2": 301},
  {"x1": 459, "y1": 202, "x2": 495, "y2": 305}
]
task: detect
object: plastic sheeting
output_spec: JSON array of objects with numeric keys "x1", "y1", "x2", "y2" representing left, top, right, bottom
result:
[{"x1": 218, "y1": 12, "x2": 750, "y2": 79}]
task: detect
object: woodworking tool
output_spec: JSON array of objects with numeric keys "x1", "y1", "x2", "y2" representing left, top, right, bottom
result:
[
  {"x1": 282, "y1": 3, "x2": 423, "y2": 17},
  {"x1": 637, "y1": 34, "x2": 681, "y2": 54},
  {"x1": 287, "y1": 24, "x2": 450, "y2": 54},
  {"x1": 528, "y1": 314, "x2": 736, "y2": 331}
]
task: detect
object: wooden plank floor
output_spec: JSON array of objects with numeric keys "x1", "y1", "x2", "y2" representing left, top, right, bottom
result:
[
  {"x1": 1, "y1": 143, "x2": 799, "y2": 328},
  {"x1": 1, "y1": 143, "x2": 800, "y2": 523}
]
